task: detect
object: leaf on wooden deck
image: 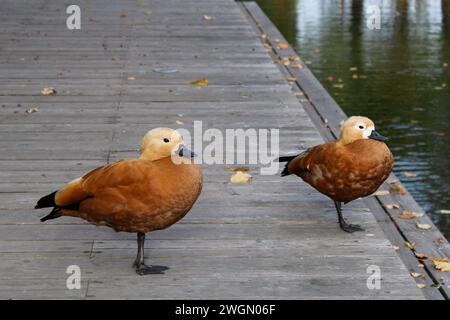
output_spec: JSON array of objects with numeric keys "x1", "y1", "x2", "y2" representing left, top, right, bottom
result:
[
  {"x1": 190, "y1": 78, "x2": 209, "y2": 86},
  {"x1": 41, "y1": 87, "x2": 56, "y2": 95},
  {"x1": 388, "y1": 181, "x2": 407, "y2": 195},
  {"x1": 431, "y1": 258, "x2": 450, "y2": 272},
  {"x1": 25, "y1": 107, "x2": 38, "y2": 114},
  {"x1": 414, "y1": 252, "x2": 427, "y2": 259},
  {"x1": 127, "y1": 76, "x2": 136, "y2": 80},
  {"x1": 400, "y1": 210, "x2": 423, "y2": 219},
  {"x1": 372, "y1": 190, "x2": 390, "y2": 196},
  {"x1": 410, "y1": 272, "x2": 423, "y2": 278},
  {"x1": 230, "y1": 171, "x2": 252, "y2": 184},
  {"x1": 417, "y1": 284, "x2": 426, "y2": 289},
  {"x1": 405, "y1": 241, "x2": 416, "y2": 249},
  {"x1": 277, "y1": 43, "x2": 289, "y2": 50},
  {"x1": 175, "y1": 119, "x2": 184, "y2": 125},
  {"x1": 386, "y1": 203, "x2": 400, "y2": 209},
  {"x1": 416, "y1": 223, "x2": 432, "y2": 230},
  {"x1": 203, "y1": 15, "x2": 214, "y2": 21}
]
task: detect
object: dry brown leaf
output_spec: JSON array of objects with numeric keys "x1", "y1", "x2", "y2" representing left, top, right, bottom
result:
[
  {"x1": 287, "y1": 76, "x2": 297, "y2": 82},
  {"x1": 41, "y1": 87, "x2": 56, "y2": 95},
  {"x1": 405, "y1": 241, "x2": 416, "y2": 249},
  {"x1": 416, "y1": 223, "x2": 432, "y2": 230},
  {"x1": 414, "y1": 252, "x2": 427, "y2": 259},
  {"x1": 404, "y1": 172, "x2": 417, "y2": 177},
  {"x1": 417, "y1": 284, "x2": 426, "y2": 289},
  {"x1": 410, "y1": 272, "x2": 423, "y2": 278},
  {"x1": 25, "y1": 107, "x2": 38, "y2": 114},
  {"x1": 232, "y1": 167, "x2": 250, "y2": 172},
  {"x1": 230, "y1": 171, "x2": 252, "y2": 184},
  {"x1": 400, "y1": 211, "x2": 415, "y2": 220},
  {"x1": 287, "y1": 55, "x2": 300, "y2": 62},
  {"x1": 386, "y1": 203, "x2": 400, "y2": 209},
  {"x1": 431, "y1": 258, "x2": 450, "y2": 272},
  {"x1": 372, "y1": 190, "x2": 390, "y2": 196},
  {"x1": 190, "y1": 78, "x2": 208, "y2": 86},
  {"x1": 388, "y1": 182, "x2": 407, "y2": 195},
  {"x1": 278, "y1": 43, "x2": 289, "y2": 50},
  {"x1": 351, "y1": 74, "x2": 359, "y2": 79}
]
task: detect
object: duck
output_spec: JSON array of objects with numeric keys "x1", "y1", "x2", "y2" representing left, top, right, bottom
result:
[
  {"x1": 278, "y1": 116, "x2": 393, "y2": 233},
  {"x1": 35, "y1": 128, "x2": 203, "y2": 275}
]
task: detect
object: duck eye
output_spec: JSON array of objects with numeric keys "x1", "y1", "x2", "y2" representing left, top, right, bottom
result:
[
  {"x1": 163, "y1": 138, "x2": 170, "y2": 143},
  {"x1": 358, "y1": 125, "x2": 364, "y2": 129}
]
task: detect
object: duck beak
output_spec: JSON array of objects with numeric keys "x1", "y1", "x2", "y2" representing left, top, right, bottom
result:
[
  {"x1": 177, "y1": 144, "x2": 196, "y2": 158},
  {"x1": 369, "y1": 130, "x2": 389, "y2": 142}
]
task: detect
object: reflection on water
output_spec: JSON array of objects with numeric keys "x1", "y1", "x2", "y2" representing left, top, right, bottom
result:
[{"x1": 256, "y1": 0, "x2": 450, "y2": 238}]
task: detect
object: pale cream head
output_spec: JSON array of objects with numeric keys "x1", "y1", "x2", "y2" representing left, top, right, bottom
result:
[
  {"x1": 338, "y1": 116, "x2": 376, "y2": 145},
  {"x1": 140, "y1": 128, "x2": 183, "y2": 161}
]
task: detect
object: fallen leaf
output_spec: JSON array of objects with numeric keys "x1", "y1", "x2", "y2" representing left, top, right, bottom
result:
[
  {"x1": 127, "y1": 76, "x2": 136, "y2": 80},
  {"x1": 417, "y1": 284, "x2": 426, "y2": 289},
  {"x1": 325, "y1": 76, "x2": 334, "y2": 81},
  {"x1": 349, "y1": 66, "x2": 358, "y2": 71},
  {"x1": 388, "y1": 182, "x2": 407, "y2": 195},
  {"x1": 393, "y1": 245, "x2": 400, "y2": 251},
  {"x1": 443, "y1": 62, "x2": 449, "y2": 68},
  {"x1": 292, "y1": 63, "x2": 303, "y2": 69},
  {"x1": 277, "y1": 43, "x2": 289, "y2": 50},
  {"x1": 386, "y1": 203, "x2": 400, "y2": 209},
  {"x1": 404, "y1": 172, "x2": 417, "y2": 177},
  {"x1": 414, "y1": 252, "x2": 427, "y2": 259},
  {"x1": 287, "y1": 76, "x2": 297, "y2": 82},
  {"x1": 230, "y1": 171, "x2": 252, "y2": 184},
  {"x1": 41, "y1": 87, "x2": 56, "y2": 95},
  {"x1": 203, "y1": 15, "x2": 213, "y2": 21},
  {"x1": 399, "y1": 211, "x2": 415, "y2": 220},
  {"x1": 432, "y1": 258, "x2": 450, "y2": 272},
  {"x1": 410, "y1": 272, "x2": 423, "y2": 278},
  {"x1": 333, "y1": 83, "x2": 344, "y2": 89},
  {"x1": 351, "y1": 74, "x2": 359, "y2": 79},
  {"x1": 416, "y1": 223, "x2": 432, "y2": 230},
  {"x1": 190, "y1": 78, "x2": 208, "y2": 86},
  {"x1": 287, "y1": 55, "x2": 300, "y2": 62},
  {"x1": 372, "y1": 190, "x2": 390, "y2": 196},
  {"x1": 175, "y1": 119, "x2": 184, "y2": 125},
  {"x1": 435, "y1": 237, "x2": 446, "y2": 244},
  {"x1": 417, "y1": 264, "x2": 424, "y2": 268},
  {"x1": 405, "y1": 241, "x2": 416, "y2": 249},
  {"x1": 25, "y1": 107, "x2": 38, "y2": 114}
]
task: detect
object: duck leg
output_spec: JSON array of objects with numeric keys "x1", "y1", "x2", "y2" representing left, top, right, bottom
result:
[
  {"x1": 133, "y1": 232, "x2": 169, "y2": 275},
  {"x1": 334, "y1": 201, "x2": 364, "y2": 233}
]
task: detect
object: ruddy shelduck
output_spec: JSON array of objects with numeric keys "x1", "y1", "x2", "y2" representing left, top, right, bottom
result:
[
  {"x1": 35, "y1": 128, "x2": 203, "y2": 275},
  {"x1": 278, "y1": 116, "x2": 393, "y2": 232}
]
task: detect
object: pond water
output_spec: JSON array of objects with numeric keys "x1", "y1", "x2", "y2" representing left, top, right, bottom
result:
[{"x1": 256, "y1": 0, "x2": 450, "y2": 238}]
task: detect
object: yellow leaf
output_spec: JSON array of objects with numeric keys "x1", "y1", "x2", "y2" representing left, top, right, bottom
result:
[
  {"x1": 417, "y1": 284, "x2": 426, "y2": 289},
  {"x1": 414, "y1": 252, "x2": 427, "y2": 259},
  {"x1": 388, "y1": 182, "x2": 407, "y2": 195},
  {"x1": 372, "y1": 190, "x2": 390, "y2": 196},
  {"x1": 278, "y1": 43, "x2": 289, "y2": 50},
  {"x1": 432, "y1": 259, "x2": 450, "y2": 272},
  {"x1": 416, "y1": 223, "x2": 432, "y2": 230},
  {"x1": 405, "y1": 241, "x2": 416, "y2": 249},
  {"x1": 41, "y1": 87, "x2": 56, "y2": 95},
  {"x1": 230, "y1": 171, "x2": 252, "y2": 184},
  {"x1": 410, "y1": 272, "x2": 423, "y2": 278},
  {"x1": 190, "y1": 78, "x2": 208, "y2": 86}
]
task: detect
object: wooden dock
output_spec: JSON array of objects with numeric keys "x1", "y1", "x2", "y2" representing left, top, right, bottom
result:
[{"x1": 0, "y1": 0, "x2": 447, "y2": 299}]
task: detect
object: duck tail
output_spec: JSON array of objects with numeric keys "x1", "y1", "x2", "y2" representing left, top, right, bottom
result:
[
  {"x1": 276, "y1": 155, "x2": 297, "y2": 177},
  {"x1": 35, "y1": 191, "x2": 57, "y2": 209},
  {"x1": 40, "y1": 207, "x2": 62, "y2": 222}
]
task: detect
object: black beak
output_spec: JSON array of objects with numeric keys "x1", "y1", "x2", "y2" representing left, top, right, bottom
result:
[
  {"x1": 369, "y1": 130, "x2": 389, "y2": 142},
  {"x1": 177, "y1": 144, "x2": 196, "y2": 158}
]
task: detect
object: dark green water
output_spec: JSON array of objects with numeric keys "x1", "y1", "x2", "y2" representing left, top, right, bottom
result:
[{"x1": 256, "y1": 0, "x2": 450, "y2": 238}]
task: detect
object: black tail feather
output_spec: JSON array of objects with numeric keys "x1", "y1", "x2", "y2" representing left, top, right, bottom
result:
[
  {"x1": 40, "y1": 207, "x2": 62, "y2": 222},
  {"x1": 35, "y1": 191, "x2": 57, "y2": 209},
  {"x1": 277, "y1": 155, "x2": 298, "y2": 177}
]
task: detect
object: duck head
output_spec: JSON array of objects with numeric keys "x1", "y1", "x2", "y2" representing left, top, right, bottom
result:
[
  {"x1": 338, "y1": 116, "x2": 388, "y2": 145},
  {"x1": 139, "y1": 128, "x2": 196, "y2": 161}
]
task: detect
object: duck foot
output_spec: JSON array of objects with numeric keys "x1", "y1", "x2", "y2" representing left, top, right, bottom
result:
[
  {"x1": 334, "y1": 201, "x2": 364, "y2": 233},
  {"x1": 339, "y1": 221, "x2": 365, "y2": 233},
  {"x1": 133, "y1": 262, "x2": 169, "y2": 275}
]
